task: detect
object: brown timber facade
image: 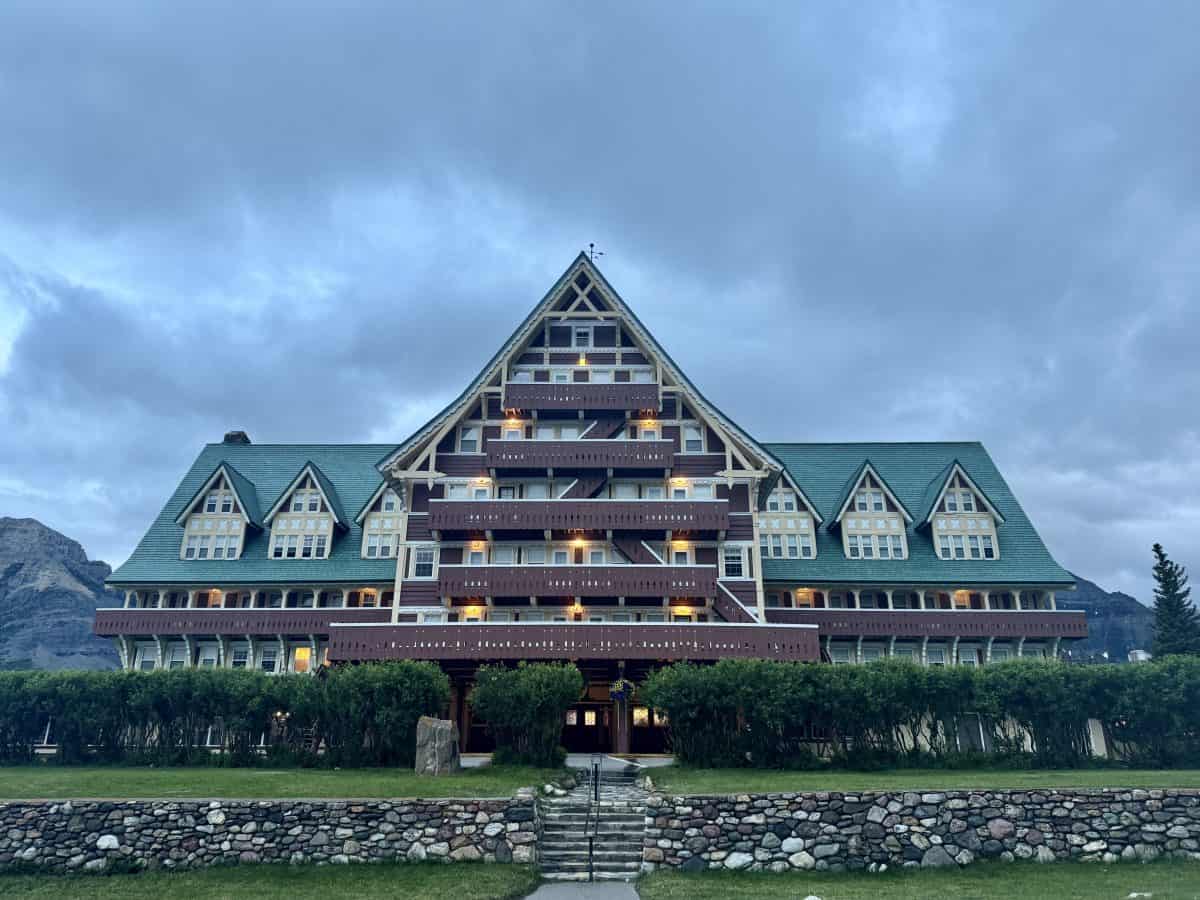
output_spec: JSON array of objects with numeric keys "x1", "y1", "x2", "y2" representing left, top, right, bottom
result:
[{"x1": 99, "y1": 254, "x2": 1085, "y2": 753}]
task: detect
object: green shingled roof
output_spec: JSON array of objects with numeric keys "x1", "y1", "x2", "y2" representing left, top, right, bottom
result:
[
  {"x1": 761, "y1": 442, "x2": 1074, "y2": 588},
  {"x1": 109, "y1": 444, "x2": 399, "y2": 586}
]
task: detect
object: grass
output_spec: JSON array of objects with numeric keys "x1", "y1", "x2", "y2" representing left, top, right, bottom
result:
[
  {"x1": 639, "y1": 859, "x2": 1200, "y2": 900},
  {"x1": 650, "y1": 766, "x2": 1200, "y2": 795},
  {"x1": 0, "y1": 861, "x2": 539, "y2": 899},
  {"x1": 0, "y1": 765, "x2": 563, "y2": 800}
]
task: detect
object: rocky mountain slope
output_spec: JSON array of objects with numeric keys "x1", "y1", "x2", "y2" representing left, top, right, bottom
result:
[
  {"x1": 0, "y1": 517, "x2": 121, "y2": 670},
  {"x1": 1056, "y1": 574, "x2": 1154, "y2": 661}
]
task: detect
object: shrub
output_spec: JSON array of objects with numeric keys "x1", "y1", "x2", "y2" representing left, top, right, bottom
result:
[{"x1": 469, "y1": 662, "x2": 582, "y2": 767}]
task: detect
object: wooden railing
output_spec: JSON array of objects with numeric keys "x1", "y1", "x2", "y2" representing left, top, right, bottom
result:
[
  {"x1": 485, "y1": 439, "x2": 673, "y2": 470},
  {"x1": 327, "y1": 622, "x2": 820, "y2": 662},
  {"x1": 437, "y1": 565, "x2": 718, "y2": 598},
  {"x1": 94, "y1": 607, "x2": 391, "y2": 636},
  {"x1": 428, "y1": 499, "x2": 729, "y2": 532},
  {"x1": 503, "y1": 382, "x2": 660, "y2": 411},
  {"x1": 762, "y1": 608, "x2": 1088, "y2": 638}
]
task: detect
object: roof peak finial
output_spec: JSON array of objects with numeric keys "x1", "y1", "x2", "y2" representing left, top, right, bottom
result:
[{"x1": 587, "y1": 242, "x2": 605, "y2": 263}]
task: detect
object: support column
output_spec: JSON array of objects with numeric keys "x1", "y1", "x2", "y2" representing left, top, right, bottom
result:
[
  {"x1": 850, "y1": 589, "x2": 860, "y2": 609},
  {"x1": 156, "y1": 589, "x2": 166, "y2": 609},
  {"x1": 115, "y1": 636, "x2": 131, "y2": 669},
  {"x1": 1047, "y1": 590, "x2": 1057, "y2": 611},
  {"x1": 983, "y1": 590, "x2": 991, "y2": 611},
  {"x1": 918, "y1": 589, "x2": 928, "y2": 610},
  {"x1": 1016, "y1": 636, "x2": 1026, "y2": 657},
  {"x1": 183, "y1": 635, "x2": 196, "y2": 668},
  {"x1": 823, "y1": 634, "x2": 832, "y2": 662},
  {"x1": 153, "y1": 635, "x2": 168, "y2": 669},
  {"x1": 855, "y1": 635, "x2": 864, "y2": 664},
  {"x1": 888, "y1": 635, "x2": 896, "y2": 657},
  {"x1": 309, "y1": 634, "x2": 320, "y2": 673},
  {"x1": 885, "y1": 589, "x2": 894, "y2": 610},
  {"x1": 612, "y1": 664, "x2": 632, "y2": 755},
  {"x1": 985, "y1": 636, "x2": 995, "y2": 664},
  {"x1": 920, "y1": 635, "x2": 929, "y2": 666},
  {"x1": 218, "y1": 635, "x2": 231, "y2": 668},
  {"x1": 1051, "y1": 636, "x2": 1061, "y2": 659},
  {"x1": 950, "y1": 635, "x2": 960, "y2": 666},
  {"x1": 124, "y1": 590, "x2": 134, "y2": 609},
  {"x1": 341, "y1": 588, "x2": 350, "y2": 608},
  {"x1": 186, "y1": 590, "x2": 197, "y2": 609}
]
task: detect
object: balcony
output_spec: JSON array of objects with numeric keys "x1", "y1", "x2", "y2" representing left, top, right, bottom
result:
[
  {"x1": 437, "y1": 565, "x2": 719, "y2": 598},
  {"x1": 428, "y1": 499, "x2": 729, "y2": 533},
  {"x1": 94, "y1": 607, "x2": 392, "y2": 637},
  {"x1": 503, "y1": 382, "x2": 660, "y2": 411},
  {"x1": 327, "y1": 621, "x2": 820, "y2": 663},
  {"x1": 486, "y1": 439, "x2": 674, "y2": 470},
  {"x1": 762, "y1": 608, "x2": 1088, "y2": 639}
]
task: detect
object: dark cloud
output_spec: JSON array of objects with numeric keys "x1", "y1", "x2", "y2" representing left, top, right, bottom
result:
[{"x1": 0, "y1": 1, "x2": 1197, "y2": 601}]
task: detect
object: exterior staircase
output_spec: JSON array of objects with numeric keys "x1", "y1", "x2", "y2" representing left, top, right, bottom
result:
[{"x1": 539, "y1": 766, "x2": 646, "y2": 882}]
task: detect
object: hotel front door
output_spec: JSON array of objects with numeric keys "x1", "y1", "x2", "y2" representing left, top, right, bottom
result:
[{"x1": 561, "y1": 702, "x2": 611, "y2": 753}]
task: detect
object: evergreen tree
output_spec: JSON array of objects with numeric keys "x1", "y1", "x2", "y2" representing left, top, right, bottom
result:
[{"x1": 1151, "y1": 543, "x2": 1200, "y2": 658}]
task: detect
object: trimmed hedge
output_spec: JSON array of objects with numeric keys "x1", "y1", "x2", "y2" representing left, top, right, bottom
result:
[
  {"x1": 469, "y1": 662, "x2": 583, "y2": 767},
  {"x1": 0, "y1": 662, "x2": 450, "y2": 767},
  {"x1": 641, "y1": 657, "x2": 1200, "y2": 770}
]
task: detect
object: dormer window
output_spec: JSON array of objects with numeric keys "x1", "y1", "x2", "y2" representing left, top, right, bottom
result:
[
  {"x1": 766, "y1": 489, "x2": 797, "y2": 512},
  {"x1": 180, "y1": 471, "x2": 248, "y2": 561},
  {"x1": 834, "y1": 467, "x2": 912, "y2": 561},
  {"x1": 757, "y1": 513, "x2": 816, "y2": 559},
  {"x1": 266, "y1": 472, "x2": 338, "y2": 560},
  {"x1": 931, "y1": 472, "x2": 1000, "y2": 560}
]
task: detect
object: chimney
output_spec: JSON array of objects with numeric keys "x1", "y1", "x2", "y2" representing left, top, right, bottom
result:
[{"x1": 223, "y1": 431, "x2": 251, "y2": 445}]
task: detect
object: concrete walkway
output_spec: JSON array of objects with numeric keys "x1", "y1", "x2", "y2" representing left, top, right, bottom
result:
[{"x1": 524, "y1": 882, "x2": 639, "y2": 900}]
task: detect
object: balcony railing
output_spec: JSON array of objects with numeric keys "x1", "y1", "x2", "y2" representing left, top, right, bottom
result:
[
  {"x1": 503, "y1": 382, "x2": 660, "y2": 411},
  {"x1": 485, "y1": 439, "x2": 674, "y2": 470},
  {"x1": 94, "y1": 607, "x2": 392, "y2": 637},
  {"x1": 762, "y1": 608, "x2": 1088, "y2": 639},
  {"x1": 429, "y1": 499, "x2": 729, "y2": 533},
  {"x1": 437, "y1": 564, "x2": 719, "y2": 598},
  {"x1": 327, "y1": 621, "x2": 820, "y2": 662}
]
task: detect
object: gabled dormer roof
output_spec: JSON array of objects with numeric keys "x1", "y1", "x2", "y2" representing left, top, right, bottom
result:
[
  {"x1": 377, "y1": 253, "x2": 789, "y2": 482},
  {"x1": 263, "y1": 462, "x2": 349, "y2": 529},
  {"x1": 830, "y1": 459, "x2": 914, "y2": 526},
  {"x1": 916, "y1": 460, "x2": 1007, "y2": 526},
  {"x1": 172, "y1": 462, "x2": 263, "y2": 529},
  {"x1": 354, "y1": 480, "x2": 400, "y2": 525}
]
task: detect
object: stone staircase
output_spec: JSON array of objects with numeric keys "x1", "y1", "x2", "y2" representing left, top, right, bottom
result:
[{"x1": 539, "y1": 767, "x2": 646, "y2": 882}]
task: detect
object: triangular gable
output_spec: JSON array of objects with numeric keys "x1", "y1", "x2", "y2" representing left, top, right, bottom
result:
[
  {"x1": 263, "y1": 462, "x2": 349, "y2": 529},
  {"x1": 830, "y1": 460, "x2": 913, "y2": 526},
  {"x1": 916, "y1": 460, "x2": 1006, "y2": 526},
  {"x1": 377, "y1": 253, "x2": 788, "y2": 481},
  {"x1": 757, "y1": 468, "x2": 824, "y2": 525},
  {"x1": 173, "y1": 463, "x2": 262, "y2": 529},
  {"x1": 354, "y1": 480, "x2": 401, "y2": 524}
]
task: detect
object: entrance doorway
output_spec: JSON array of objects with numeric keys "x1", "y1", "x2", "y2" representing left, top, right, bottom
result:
[
  {"x1": 631, "y1": 705, "x2": 669, "y2": 753},
  {"x1": 561, "y1": 702, "x2": 612, "y2": 752}
]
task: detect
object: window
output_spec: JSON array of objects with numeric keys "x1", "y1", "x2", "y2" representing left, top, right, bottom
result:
[
  {"x1": 861, "y1": 535, "x2": 874, "y2": 558},
  {"x1": 800, "y1": 534, "x2": 814, "y2": 558},
  {"x1": 589, "y1": 549, "x2": 606, "y2": 565},
  {"x1": 968, "y1": 535, "x2": 982, "y2": 559},
  {"x1": 458, "y1": 426, "x2": 480, "y2": 453},
  {"x1": 472, "y1": 485, "x2": 490, "y2": 500},
  {"x1": 185, "y1": 536, "x2": 200, "y2": 559},
  {"x1": 612, "y1": 483, "x2": 638, "y2": 499},
  {"x1": 926, "y1": 648, "x2": 946, "y2": 667},
  {"x1": 413, "y1": 547, "x2": 435, "y2": 578},
  {"x1": 498, "y1": 485, "x2": 517, "y2": 500},
  {"x1": 723, "y1": 546, "x2": 744, "y2": 578},
  {"x1": 573, "y1": 327, "x2": 591, "y2": 348},
  {"x1": 197, "y1": 536, "x2": 211, "y2": 559},
  {"x1": 167, "y1": 646, "x2": 187, "y2": 670},
  {"x1": 198, "y1": 648, "x2": 218, "y2": 668},
  {"x1": 382, "y1": 491, "x2": 398, "y2": 513},
  {"x1": 692, "y1": 483, "x2": 713, "y2": 500},
  {"x1": 524, "y1": 546, "x2": 546, "y2": 564},
  {"x1": 640, "y1": 426, "x2": 660, "y2": 441},
  {"x1": 952, "y1": 535, "x2": 966, "y2": 559},
  {"x1": 945, "y1": 492, "x2": 958, "y2": 512},
  {"x1": 467, "y1": 548, "x2": 485, "y2": 565},
  {"x1": 939, "y1": 535, "x2": 952, "y2": 559},
  {"x1": 643, "y1": 484, "x2": 664, "y2": 500},
  {"x1": 767, "y1": 490, "x2": 797, "y2": 512},
  {"x1": 785, "y1": 534, "x2": 800, "y2": 558},
  {"x1": 273, "y1": 535, "x2": 285, "y2": 558},
  {"x1": 672, "y1": 486, "x2": 687, "y2": 500},
  {"x1": 961, "y1": 491, "x2": 975, "y2": 512},
  {"x1": 983, "y1": 536, "x2": 995, "y2": 559},
  {"x1": 260, "y1": 647, "x2": 278, "y2": 674},
  {"x1": 672, "y1": 548, "x2": 690, "y2": 565},
  {"x1": 302, "y1": 535, "x2": 314, "y2": 558},
  {"x1": 503, "y1": 426, "x2": 523, "y2": 441},
  {"x1": 286, "y1": 535, "x2": 298, "y2": 558},
  {"x1": 493, "y1": 546, "x2": 516, "y2": 565},
  {"x1": 553, "y1": 549, "x2": 570, "y2": 565},
  {"x1": 877, "y1": 535, "x2": 890, "y2": 559},
  {"x1": 683, "y1": 425, "x2": 703, "y2": 453}
]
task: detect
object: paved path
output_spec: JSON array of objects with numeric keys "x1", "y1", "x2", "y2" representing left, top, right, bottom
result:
[{"x1": 524, "y1": 882, "x2": 639, "y2": 900}]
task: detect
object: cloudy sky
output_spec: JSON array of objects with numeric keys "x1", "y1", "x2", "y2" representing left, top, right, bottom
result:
[{"x1": 1, "y1": 1, "x2": 1196, "y2": 602}]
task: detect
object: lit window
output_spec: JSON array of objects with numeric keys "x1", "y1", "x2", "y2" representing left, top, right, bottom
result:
[{"x1": 292, "y1": 646, "x2": 311, "y2": 674}]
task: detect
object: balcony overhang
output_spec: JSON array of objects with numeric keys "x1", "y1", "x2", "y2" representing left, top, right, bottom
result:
[
  {"x1": 502, "y1": 382, "x2": 660, "y2": 412},
  {"x1": 762, "y1": 608, "x2": 1088, "y2": 639},
  {"x1": 327, "y1": 621, "x2": 820, "y2": 662},
  {"x1": 485, "y1": 439, "x2": 673, "y2": 471},
  {"x1": 93, "y1": 607, "x2": 391, "y2": 638},
  {"x1": 437, "y1": 564, "x2": 719, "y2": 598},
  {"x1": 428, "y1": 499, "x2": 729, "y2": 534}
]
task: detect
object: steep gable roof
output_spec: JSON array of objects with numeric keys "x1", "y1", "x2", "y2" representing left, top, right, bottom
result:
[
  {"x1": 109, "y1": 444, "x2": 396, "y2": 586},
  {"x1": 762, "y1": 442, "x2": 1074, "y2": 588},
  {"x1": 915, "y1": 459, "x2": 1006, "y2": 526},
  {"x1": 172, "y1": 462, "x2": 263, "y2": 529},
  {"x1": 378, "y1": 253, "x2": 789, "y2": 480},
  {"x1": 829, "y1": 459, "x2": 913, "y2": 525},
  {"x1": 263, "y1": 461, "x2": 349, "y2": 529}
]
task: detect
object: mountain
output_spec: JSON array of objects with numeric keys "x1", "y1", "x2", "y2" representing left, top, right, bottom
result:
[
  {"x1": 1056, "y1": 573, "x2": 1154, "y2": 662},
  {"x1": 0, "y1": 517, "x2": 121, "y2": 670}
]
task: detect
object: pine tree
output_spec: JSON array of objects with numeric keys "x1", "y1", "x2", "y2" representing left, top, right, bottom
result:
[{"x1": 1151, "y1": 543, "x2": 1200, "y2": 658}]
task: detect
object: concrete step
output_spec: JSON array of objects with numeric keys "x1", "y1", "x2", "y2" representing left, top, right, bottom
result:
[
  {"x1": 542, "y1": 851, "x2": 644, "y2": 863},
  {"x1": 542, "y1": 871, "x2": 639, "y2": 883},
  {"x1": 541, "y1": 860, "x2": 641, "y2": 873}
]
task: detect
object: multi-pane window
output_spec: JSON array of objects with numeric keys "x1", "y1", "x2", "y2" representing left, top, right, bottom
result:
[
  {"x1": 758, "y1": 514, "x2": 816, "y2": 558},
  {"x1": 363, "y1": 491, "x2": 402, "y2": 558},
  {"x1": 682, "y1": 425, "x2": 704, "y2": 453},
  {"x1": 412, "y1": 547, "x2": 436, "y2": 578},
  {"x1": 843, "y1": 474, "x2": 907, "y2": 559},
  {"x1": 458, "y1": 426, "x2": 480, "y2": 453},
  {"x1": 182, "y1": 474, "x2": 244, "y2": 560},
  {"x1": 766, "y1": 489, "x2": 797, "y2": 512},
  {"x1": 231, "y1": 647, "x2": 249, "y2": 669},
  {"x1": 722, "y1": 546, "x2": 745, "y2": 578},
  {"x1": 934, "y1": 515, "x2": 999, "y2": 560},
  {"x1": 270, "y1": 475, "x2": 335, "y2": 559},
  {"x1": 847, "y1": 533, "x2": 905, "y2": 560},
  {"x1": 259, "y1": 647, "x2": 279, "y2": 674}
]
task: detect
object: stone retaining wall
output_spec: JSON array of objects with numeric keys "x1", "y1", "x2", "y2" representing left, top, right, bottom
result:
[
  {"x1": 644, "y1": 789, "x2": 1200, "y2": 873},
  {"x1": 0, "y1": 792, "x2": 538, "y2": 872}
]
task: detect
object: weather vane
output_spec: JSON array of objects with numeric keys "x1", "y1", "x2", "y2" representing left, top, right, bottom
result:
[{"x1": 587, "y1": 242, "x2": 605, "y2": 262}]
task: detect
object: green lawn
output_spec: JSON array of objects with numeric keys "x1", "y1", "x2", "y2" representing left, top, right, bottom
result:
[
  {"x1": 639, "y1": 860, "x2": 1200, "y2": 900},
  {"x1": 650, "y1": 766, "x2": 1200, "y2": 795},
  {"x1": 0, "y1": 765, "x2": 562, "y2": 800},
  {"x1": 0, "y1": 862, "x2": 538, "y2": 899}
]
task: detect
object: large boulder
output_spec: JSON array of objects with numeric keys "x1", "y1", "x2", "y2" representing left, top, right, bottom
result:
[{"x1": 414, "y1": 716, "x2": 460, "y2": 775}]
